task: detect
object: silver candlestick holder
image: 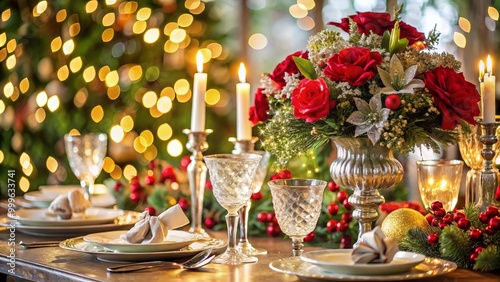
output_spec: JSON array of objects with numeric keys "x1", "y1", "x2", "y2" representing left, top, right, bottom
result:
[
  {"x1": 183, "y1": 129, "x2": 212, "y2": 238},
  {"x1": 477, "y1": 120, "x2": 500, "y2": 211},
  {"x1": 229, "y1": 136, "x2": 270, "y2": 256}
]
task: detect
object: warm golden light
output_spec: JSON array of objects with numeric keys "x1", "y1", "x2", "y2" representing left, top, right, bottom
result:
[
  {"x1": 35, "y1": 108, "x2": 46, "y2": 123},
  {"x1": 19, "y1": 177, "x2": 29, "y2": 192},
  {"x1": 0, "y1": 100, "x2": 5, "y2": 115},
  {"x1": 128, "y1": 65, "x2": 143, "y2": 81},
  {"x1": 458, "y1": 17, "x2": 471, "y2": 33},
  {"x1": 102, "y1": 12, "x2": 116, "y2": 26},
  {"x1": 157, "y1": 123, "x2": 173, "y2": 141},
  {"x1": 157, "y1": 96, "x2": 173, "y2": 113},
  {"x1": 20, "y1": 77, "x2": 30, "y2": 93},
  {"x1": 144, "y1": 28, "x2": 160, "y2": 43},
  {"x1": 51, "y1": 37, "x2": 62, "y2": 52},
  {"x1": 196, "y1": 50, "x2": 203, "y2": 73},
  {"x1": 298, "y1": 16, "x2": 315, "y2": 31},
  {"x1": 46, "y1": 156, "x2": 58, "y2": 173},
  {"x1": 85, "y1": 0, "x2": 98, "y2": 13},
  {"x1": 20, "y1": 152, "x2": 30, "y2": 168},
  {"x1": 123, "y1": 165, "x2": 138, "y2": 181},
  {"x1": 480, "y1": 60, "x2": 485, "y2": 80},
  {"x1": 248, "y1": 33, "x2": 268, "y2": 50},
  {"x1": 110, "y1": 125, "x2": 125, "y2": 142},
  {"x1": 57, "y1": 65, "x2": 70, "y2": 81},
  {"x1": 238, "y1": 63, "x2": 246, "y2": 83},
  {"x1": 142, "y1": 91, "x2": 158, "y2": 108},
  {"x1": 137, "y1": 7, "x2": 152, "y2": 21},
  {"x1": 56, "y1": 9, "x2": 67, "y2": 22},
  {"x1": 91, "y1": 105, "x2": 104, "y2": 123},
  {"x1": 103, "y1": 157, "x2": 115, "y2": 173},
  {"x1": 289, "y1": 4, "x2": 308, "y2": 19},
  {"x1": 0, "y1": 33, "x2": 6, "y2": 47},
  {"x1": 105, "y1": 70, "x2": 119, "y2": 87},
  {"x1": 36, "y1": 91, "x2": 48, "y2": 107},
  {"x1": 174, "y1": 79, "x2": 190, "y2": 95},
  {"x1": 170, "y1": 28, "x2": 187, "y2": 43},
  {"x1": 83, "y1": 66, "x2": 96, "y2": 82},
  {"x1": 69, "y1": 57, "x2": 82, "y2": 73},
  {"x1": 167, "y1": 139, "x2": 183, "y2": 157},
  {"x1": 453, "y1": 32, "x2": 466, "y2": 48},
  {"x1": 47, "y1": 95, "x2": 60, "y2": 112},
  {"x1": 205, "y1": 89, "x2": 221, "y2": 105},
  {"x1": 1, "y1": 9, "x2": 11, "y2": 22},
  {"x1": 3, "y1": 82, "x2": 13, "y2": 98},
  {"x1": 62, "y1": 39, "x2": 75, "y2": 55},
  {"x1": 487, "y1": 55, "x2": 493, "y2": 74},
  {"x1": 489, "y1": 6, "x2": 499, "y2": 21},
  {"x1": 6, "y1": 39, "x2": 16, "y2": 53},
  {"x1": 0, "y1": 151, "x2": 4, "y2": 164},
  {"x1": 120, "y1": 115, "x2": 134, "y2": 132}
]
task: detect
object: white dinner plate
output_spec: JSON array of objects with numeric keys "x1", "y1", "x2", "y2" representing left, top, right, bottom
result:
[
  {"x1": 270, "y1": 256, "x2": 457, "y2": 281},
  {"x1": 0, "y1": 211, "x2": 141, "y2": 237},
  {"x1": 301, "y1": 249, "x2": 425, "y2": 275},
  {"x1": 27, "y1": 185, "x2": 116, "y2": 208},
  {"x1": 10, "y1": 208, "x2": 124, "y2": 226},
  {"x1": 23, "y1": 191, "x2": 54, "y2": 208},
  {"x1": 60, "y1": 236, "x2": 227, "y2": 262},
  {"x1": 83, "y1": 230, "x2": 205, "y2": 252}
]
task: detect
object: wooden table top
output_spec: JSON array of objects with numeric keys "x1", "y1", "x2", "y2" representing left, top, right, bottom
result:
[{"x1": 1, "y1": 228, "x2": 500, "y2": 282}]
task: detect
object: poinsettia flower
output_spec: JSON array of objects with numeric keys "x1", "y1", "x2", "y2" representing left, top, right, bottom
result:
[
  {"x1": 377, "y1": 55, "x2": 424, "y2": 94},
  {"x1": 346, "y1": 93, "x2": 390, "y2": 144}
]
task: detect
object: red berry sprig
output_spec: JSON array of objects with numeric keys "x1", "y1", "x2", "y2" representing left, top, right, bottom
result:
[{"x1": 256, "y1": 211, "x2": 281, "y2": 237}]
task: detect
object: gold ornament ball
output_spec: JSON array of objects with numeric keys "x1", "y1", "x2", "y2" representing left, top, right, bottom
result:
[{"x1": 381, "y1": 208, "x2": 429, "y2": 242}]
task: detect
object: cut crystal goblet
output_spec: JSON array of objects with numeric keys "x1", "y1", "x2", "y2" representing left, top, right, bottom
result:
[
  {"x1": 204, "y1": 153, "x2": 262, "y2": 265},
  {"x1": 268, "y1": 179, "x2": 326, "y2": 256}
]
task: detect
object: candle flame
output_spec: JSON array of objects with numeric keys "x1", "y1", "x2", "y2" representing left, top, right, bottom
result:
[
  {"x1": 480, "y1": 60, "x2": 485, "y2": 80},
  {"x1": 196, "y1": 50, "x2": 203, "y2": 73},
  {"x1": 487, "y1": 55, "x2": 493, "y2": 74},
  {"x1": 238, "y1": 63, "x2": 246, "y2": 83}
]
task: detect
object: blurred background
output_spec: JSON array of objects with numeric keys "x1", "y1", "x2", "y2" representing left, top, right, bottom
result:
[{"x1": 0, "y1": 0, "x2": 497, "y2": 202}]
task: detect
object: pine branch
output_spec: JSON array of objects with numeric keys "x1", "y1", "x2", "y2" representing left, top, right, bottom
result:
[
  {"x1": 399, "y1": 227, "x2": 440, "y2": 258},
  {"x1": 439, "y1": 224, "x2": 473, "y2": 268},
  {"x1": 474, "y1": 245, "x2": 500, "y2": 271}
]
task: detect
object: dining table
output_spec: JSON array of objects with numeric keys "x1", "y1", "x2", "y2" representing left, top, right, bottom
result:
[{"x1": 1, "y1": 222, "x2": 500, "y2": 281}]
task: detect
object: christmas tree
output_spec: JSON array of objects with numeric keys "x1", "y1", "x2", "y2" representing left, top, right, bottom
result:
[{"x1": 0, "y1": 0, "x2": 238, "y2": 196}]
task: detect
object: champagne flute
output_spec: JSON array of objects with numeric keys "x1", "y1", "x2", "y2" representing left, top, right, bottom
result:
[
  {"x1": 237, "y1": 151, "x2": 271, "y2": 255},
  {"x1": 204, "y1": 153, "x2": 262, "y2": 265},
  {"x1": 64, "y1": 133, "x2": 108, "y2": 201},
  {"x1": 268, "y1": 179, "x2": 326, "y2": 256}
]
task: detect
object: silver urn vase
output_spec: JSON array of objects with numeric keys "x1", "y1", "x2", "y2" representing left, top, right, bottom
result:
[{"x1": 330, "y1": 137, "x2": 404, "y2": 246}]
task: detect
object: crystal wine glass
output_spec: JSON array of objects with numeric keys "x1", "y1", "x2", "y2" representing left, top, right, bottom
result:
[
  {"x1": 204, "y1": 153, "x2": 262, "y2": 265},
  {"x1": 268, "y1": 179, "x2": 326, "y2": 256},
  {"x1": 64, "y1": 133, "x2": 108, "y2": 201},
  {"x1": 237, "y1": 150, "x2": 271, "y2": 256}
]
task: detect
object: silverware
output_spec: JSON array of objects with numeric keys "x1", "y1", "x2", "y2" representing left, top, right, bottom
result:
[
  {"x1": 20, "y1": 241, "x2": 61, "y2": 249},
  {"x1": 107, "y1": 248, "x2": 214, "y2": 273}
]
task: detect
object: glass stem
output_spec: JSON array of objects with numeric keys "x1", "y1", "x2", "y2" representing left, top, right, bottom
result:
[
  {"x1": 238, "y1": 201, "x2": 251, "y2": 244},
  {"x1": 81, "y1": 175, "x2": 94, "y2": 201},
  {"x1": 291, "y1": 237, "x2": 304, "y2": 257},
  {"x1": 226, "y1": 213, "x2": 239, "y2": 250}
]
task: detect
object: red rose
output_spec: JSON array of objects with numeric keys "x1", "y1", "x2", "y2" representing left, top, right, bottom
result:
[
  {"x1": 329, "y1": 12, "x2": 393, "y2": 36},
  {"x1": 269, "y1": 50, "x2": 308, "y2": 89},
  {"x1": 249, "y1": 88, "x2": 269, "y2": 125},
  {"x1": 329, "y1": 12, "x2": 425, "y2": 45},
  {"x1": 323, "y1": 47, "x2": 382, "y2": 86},
  {"x1": 398, "y1": 21, "x2": 425, "y2": 45},
  {"x1": 291, "y1": 78, "x2": 333, "y2": 123},
  {"x1": 424, "y1": 67, "x2": 480, "y2": 130}
]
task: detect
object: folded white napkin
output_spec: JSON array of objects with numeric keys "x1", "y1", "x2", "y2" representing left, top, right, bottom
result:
[
  {"x1": 351, "y1": 226, "x2": 399, "y2": 264},
  {"x1": 48, "y1": 189, "x2": 91, "y2": 219},
  {"x1": 120, "y1": 204, "x2": 190, "y2": 244}
]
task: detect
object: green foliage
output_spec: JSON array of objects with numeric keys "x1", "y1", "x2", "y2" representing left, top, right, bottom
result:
[
  {"x1": 425, "y1": 25, "x2": 441, "y2": 50},
  {"x1": 474, "y1": 245, "x2": 500, "y2": 271},
  {"x1": 440, "y1": 225, "x2": 474, "y2": 268},
  {"x1": 401, "y1": 205, "x2": 500, "y2": 272},
  {"x1": 293, "y1": 57, "x2": 317, "y2": 80},
  {"x1": 400, "y1": 226, "x2": 441, "y2": 258}
]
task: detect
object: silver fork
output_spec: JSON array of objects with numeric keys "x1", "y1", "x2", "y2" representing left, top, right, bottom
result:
[{"x1": 107, "y1": 248, "x2": 214, "y2": 273}]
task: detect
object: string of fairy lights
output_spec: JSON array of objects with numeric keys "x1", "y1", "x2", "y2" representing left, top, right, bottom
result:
[
  {"x1": 2, "y1": 0, "x2": 492, "y2": 194},
  {"x1": 0, "y1": 0, "x2": 323, "y2": 194}
]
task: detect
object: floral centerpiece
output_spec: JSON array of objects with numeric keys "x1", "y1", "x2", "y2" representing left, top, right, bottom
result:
[{"x1": 250, "y1": 9, "x2": 481, "y2": 167}]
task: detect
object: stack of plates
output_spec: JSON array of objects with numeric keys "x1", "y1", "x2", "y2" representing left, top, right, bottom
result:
[
  {"x1": 269, "y1": 249, "x2": 457, "y2": 281},
  {"x1": 59, "y1": 230, "x2": 227, "y2": 262},
  {"x1": 22, "y1": 185, "x2": 116, "y2": 208},
  {"x1": 3, "y1": 207, "x2": 140, "y2": 237}
]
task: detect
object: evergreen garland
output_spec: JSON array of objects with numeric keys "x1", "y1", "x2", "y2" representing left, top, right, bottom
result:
[{"x1": 400, "y1": 204, "x2": 500, "y2": 271}]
